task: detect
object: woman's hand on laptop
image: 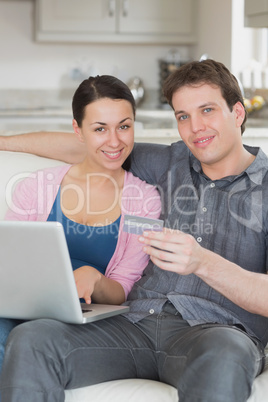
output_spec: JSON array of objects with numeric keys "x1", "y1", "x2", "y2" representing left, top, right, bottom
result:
[
  {"x1": 74, "y1": 265, "x2": 126, "y2": 305},
  {"x1": 74, "y1": 266, "x2": 102, "y2": 304}
]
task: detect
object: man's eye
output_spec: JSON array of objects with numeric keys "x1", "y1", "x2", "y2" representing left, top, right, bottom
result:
[
  {"x1": 178, "y1": 115, "x2": 188, "y2": 121},
  {"x1": 204, "y1": 107, "x2": 212, "y2": 113}
]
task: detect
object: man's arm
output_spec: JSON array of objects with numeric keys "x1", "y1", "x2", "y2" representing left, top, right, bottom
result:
[
  {"x1": 0, "y1": 131, "x2": 86, "y2": 164},
  {"x1": 130, "y1": 142, "x2": 174, "y2": 185},
  {"x1": 139, "y1": 229, "x2": 268, "y2": 317}
]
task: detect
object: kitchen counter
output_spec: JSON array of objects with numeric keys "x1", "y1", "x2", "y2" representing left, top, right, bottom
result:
[
  {"x1": 1, "y1": 104, "x2": 267, "y2": 126},
  {"x1": 1, "y1": 87, "x2": 268, "y2": 129},
  {"x1": 1, "y1": 126, "x2": 268, "y2": 154},
  {"x1": 0, "y1": 98, "x2": 268, "y2": 150}
]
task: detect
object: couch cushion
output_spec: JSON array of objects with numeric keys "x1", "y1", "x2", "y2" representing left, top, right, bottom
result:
[
  {"x1": 64, "y1": 379, "x2": 178, "y2": 402},
  {"x1": 64, "y1": 362, "x2": 268, "y2": 402},
  {"x1": 247, "y1": 360, "x2": 268, "y2": 402},
  {"x1": 0, "y1": 151, "x2": 65, "y2": 219}
]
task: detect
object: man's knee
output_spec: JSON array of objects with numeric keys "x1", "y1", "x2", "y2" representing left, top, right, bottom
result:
[
  {"x1": 188, "y1": 325, "x2": 259, "y2": 372},
  {"x1": 178, "y1": 326, "x2": 261, "y2": 402},
  {"x1": 197, "y1": 326, "x2": 258, "y2": 362}
]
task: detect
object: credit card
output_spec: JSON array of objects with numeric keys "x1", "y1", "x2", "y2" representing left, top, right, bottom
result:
[{"x1": 123, "y1": 215, "x2": 164, "y2": 235}]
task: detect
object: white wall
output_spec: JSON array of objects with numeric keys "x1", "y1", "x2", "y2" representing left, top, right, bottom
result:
[
  {"x1": 231, "y1": 0, "x2": 268, "y2": 89},
  {"x1": 195, "y1": 0, "x2": 267, "y2": 88},
  {"x1": 194, "y1": 0, "x2": 233, "y2": 68},
  {"x1": 0, "y1": 0, "x2": 189, "y2": 90},
  {"x1": 231, "y1": 0, "x2": 254, "y2": 76},
  {"x1": 0, "y1": 0, "x2": 264, "y2": 92}
]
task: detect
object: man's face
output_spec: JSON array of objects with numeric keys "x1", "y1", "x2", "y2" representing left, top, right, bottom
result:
[{"x1": 172, "y1": 84, "x2": 245, "y2": 175}]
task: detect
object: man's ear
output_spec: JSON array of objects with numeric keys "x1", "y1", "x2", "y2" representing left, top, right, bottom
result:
[
  {"x1": 233, "y1": 102, "x2": 245, "y2": 128},
  {"x1": 72, "y1": 119, "x2": 84, "y2": 143}
]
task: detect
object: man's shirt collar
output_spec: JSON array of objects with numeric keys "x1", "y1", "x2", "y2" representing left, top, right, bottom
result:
[{"x1": 190, "y1": 145, "x2": 268, "y2": 185}]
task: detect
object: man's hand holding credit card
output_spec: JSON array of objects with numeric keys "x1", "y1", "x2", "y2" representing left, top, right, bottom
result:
[{"x1": 123, "y1": 214, "x2": 164, "y2": 235}]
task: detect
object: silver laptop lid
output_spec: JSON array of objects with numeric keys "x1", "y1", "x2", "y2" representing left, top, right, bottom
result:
[{"x1": 0, "y1": 221, "x2": 129, "y2": 323}]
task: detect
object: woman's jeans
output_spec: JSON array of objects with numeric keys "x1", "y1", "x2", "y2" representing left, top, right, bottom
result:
[
  {"x1": 0, "y1": 318, "x2": 19, "y2": 371},
  {"x1": 0, "y1": 307, "x2": 266, "y2": 402},
  {"x1": 0, "y1": 318, "x2": 20, "y2": 402}
]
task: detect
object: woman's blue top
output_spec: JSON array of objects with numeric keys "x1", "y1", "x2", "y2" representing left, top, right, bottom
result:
[{"x1": 47, "y1": 189, "x2": 120, "y2": 275}]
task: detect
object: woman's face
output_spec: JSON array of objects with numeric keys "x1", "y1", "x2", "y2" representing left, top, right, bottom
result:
[{"x1": 73, "y1": 97, "x2": 135, "y2": 173}]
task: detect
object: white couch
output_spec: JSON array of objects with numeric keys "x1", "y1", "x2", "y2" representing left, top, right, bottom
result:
[{"x1": 0, "y1": 149, "x2": 268, "y2": 402}]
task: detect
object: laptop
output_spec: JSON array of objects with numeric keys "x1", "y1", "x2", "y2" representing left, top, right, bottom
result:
[{"x1": 0, "y1": 221, "x2": 129, "y2": 324}]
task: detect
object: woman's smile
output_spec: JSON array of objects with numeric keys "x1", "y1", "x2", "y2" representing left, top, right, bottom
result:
[{"x1": 102, "y1": 148, "x2": 124, "y2": 159}]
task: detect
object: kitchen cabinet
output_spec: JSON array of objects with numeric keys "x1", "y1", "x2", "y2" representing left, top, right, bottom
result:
[
  {"x1": 244, "y1": 0, "x2": 268, "y2": 27},
  {"x1": 35, "y1": 0, "x2": 196, "y2": 44}
]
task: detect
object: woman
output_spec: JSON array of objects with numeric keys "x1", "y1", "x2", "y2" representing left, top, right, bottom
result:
[{"x1": 0, "y1": 75, "x2": 161, "y2": 374}]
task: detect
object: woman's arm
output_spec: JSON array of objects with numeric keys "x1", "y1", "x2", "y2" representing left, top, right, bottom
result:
[
  {"x1": 0, "y1": 131, "x2": 86, "y2": 164},
  {"x1": 106, "y1": 180, "x2": 162, "y2": 298},
  {"x1": 74, "y1": 266, "x2": 125, "y2": 305}
]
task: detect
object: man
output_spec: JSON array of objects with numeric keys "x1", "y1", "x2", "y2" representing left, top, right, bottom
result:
[{"x1": 1, "y1": 59, "x2": 267, "y2": 402}]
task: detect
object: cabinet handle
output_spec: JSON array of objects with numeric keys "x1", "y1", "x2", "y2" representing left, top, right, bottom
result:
[
  {"x1": 108, "y1": 0, "x2": 116, "y2": 17},
  {"x1": 122, "y1": 0, "x2": 128, "y2": 17}
]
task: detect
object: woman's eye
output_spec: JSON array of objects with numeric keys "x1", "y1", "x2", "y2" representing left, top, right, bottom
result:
[
  {"x1": 120, "y1": 124, "x2": 130, "y2": 130},
  {"x1": 95, "y1": 127, "x2": 105, "y2": 132}
]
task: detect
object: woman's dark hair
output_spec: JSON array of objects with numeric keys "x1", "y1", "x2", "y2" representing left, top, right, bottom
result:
[
  {"x1": 72, "y1": 75, "x2": 136, "y2": 127},
  {"x1": 163, "y1": 59, "x2": 247, "y2": 134}
]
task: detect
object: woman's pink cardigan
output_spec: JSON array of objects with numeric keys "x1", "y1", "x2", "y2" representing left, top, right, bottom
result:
[{"x1": 5, "y1": 165, "x2": 161, "y2": 298}]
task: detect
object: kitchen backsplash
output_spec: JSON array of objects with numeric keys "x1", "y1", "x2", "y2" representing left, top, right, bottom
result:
[
  {"x1": 0, "y1": 89, "x2": 73, "y2": 111},
  {"x1": 0, "y1": 88, "x2": 163, "y2": 112}
]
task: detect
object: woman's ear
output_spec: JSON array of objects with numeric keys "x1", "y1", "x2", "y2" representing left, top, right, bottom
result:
[{"x1": 72, "y1": 119, "x2": 84, "y2": 143}]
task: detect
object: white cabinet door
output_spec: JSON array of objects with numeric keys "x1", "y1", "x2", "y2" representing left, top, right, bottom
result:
[
  {"x1": 119, "y1": 0, "x2": 193, "y2": 36},
  {"x1": 36, "y1": 0, "x2": 116, "y2": 39},
  {"x1": 36, "y1": 0, "x2": 196, "y2": 44},
  {"x1": 244, "y1": 0, "x2": 268, "y2": 27}
]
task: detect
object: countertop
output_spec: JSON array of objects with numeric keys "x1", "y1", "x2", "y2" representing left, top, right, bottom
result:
[
  {"x1": 0, "y1": 106, "x2": 267, "y2": 136},
  {"x1": 0, "y1": 88, "x2": 267, "y2": 147}
]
